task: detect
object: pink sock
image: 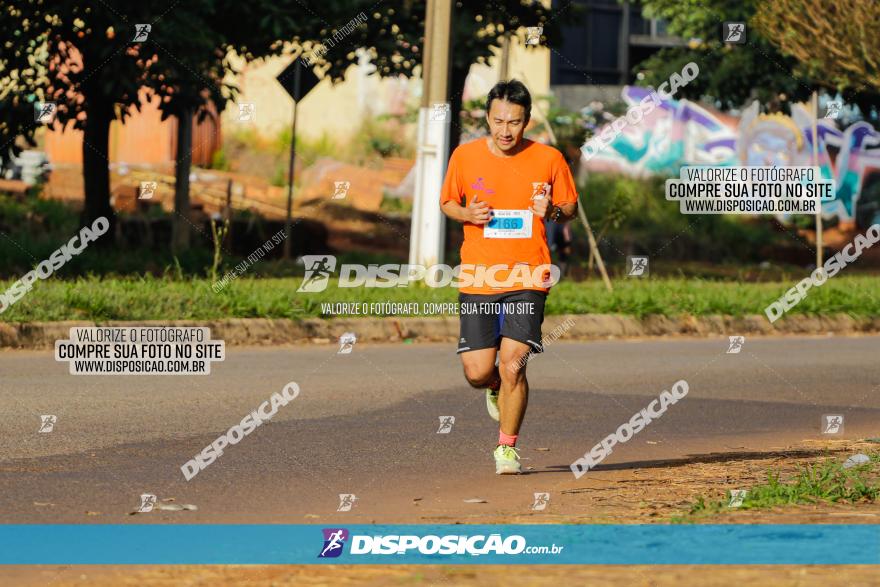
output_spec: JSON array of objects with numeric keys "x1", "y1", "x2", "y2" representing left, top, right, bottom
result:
[{"x1": 498, "y1": 430, "x2": 518, "y2": 446}]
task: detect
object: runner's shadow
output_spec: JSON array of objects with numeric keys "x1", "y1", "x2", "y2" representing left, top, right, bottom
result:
[{"x1": 542, "y1": 447, "x2": 848, "y2": 473}]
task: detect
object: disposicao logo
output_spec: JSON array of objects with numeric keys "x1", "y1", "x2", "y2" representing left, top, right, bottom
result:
[
  {"x1": 297, "y1": 254, "x2": 560, "y2": 292},
  {"x1": 318, "y1": 528, "x2": 349, "y2": 558},
  {"x1": 316, "y1": 530, "x2": 562, "y2": 558}
]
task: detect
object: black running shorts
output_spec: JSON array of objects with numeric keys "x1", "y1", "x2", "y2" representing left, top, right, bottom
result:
[{"x1": 456, "y1": 290, "x2": 547, "y2": 354}]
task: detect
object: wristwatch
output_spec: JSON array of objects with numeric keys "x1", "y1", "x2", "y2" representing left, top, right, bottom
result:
[{"x1": 549, "y1": 205, "x2": 563, "y2": 222}]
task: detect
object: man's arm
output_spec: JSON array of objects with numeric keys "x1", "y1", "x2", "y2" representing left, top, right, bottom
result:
[
  {"x1": 441, "y1": 195, "x2": 492, "y2": 225},
  {"x1": 534, "y1": 151, "x2": 581, "y2": 224},
  {"x1": 552, "y1": 201, "x2": 578, "y2": 223},
  {"x1": 530, "y1": 195, "x2": 578, "y2": 223}
]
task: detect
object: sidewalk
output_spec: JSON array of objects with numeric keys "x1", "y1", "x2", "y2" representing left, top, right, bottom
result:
[{"x1": 1, "y1": 313, "x2": 876, "y2": 349}]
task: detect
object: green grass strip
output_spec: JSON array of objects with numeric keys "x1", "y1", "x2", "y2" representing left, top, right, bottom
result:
[{"x1": 1, "y1": 275, "x2": 879, "y2": 322}]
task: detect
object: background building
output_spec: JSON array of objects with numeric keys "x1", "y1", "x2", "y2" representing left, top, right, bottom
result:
[{"x1": 551, "y1": 0, "x2": 679, "y2": 109}]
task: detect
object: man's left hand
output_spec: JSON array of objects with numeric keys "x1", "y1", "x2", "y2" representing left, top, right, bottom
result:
[{"x1": 530, "y1": 194, "x2": 551, "y2": 218}]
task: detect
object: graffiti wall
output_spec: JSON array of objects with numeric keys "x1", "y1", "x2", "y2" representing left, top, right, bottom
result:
[{"x1": 583, "y1": 86, "x2": 880, "y2": 226}]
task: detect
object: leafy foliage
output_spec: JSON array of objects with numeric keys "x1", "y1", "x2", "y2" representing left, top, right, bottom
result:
[
  {"x1": 753, "y1": 0, "x2": 880, "y2": 95},
  {"x1": 311, "y1": 1, "x2": 578, "y2": 84},
  {"x1": 634, "y1": 0, "x2": 814, "y2": 110}
]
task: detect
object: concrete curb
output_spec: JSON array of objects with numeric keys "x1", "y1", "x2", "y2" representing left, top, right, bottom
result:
[{"x1": 1, "y1": 314, "x2": 878, "y2": 349}]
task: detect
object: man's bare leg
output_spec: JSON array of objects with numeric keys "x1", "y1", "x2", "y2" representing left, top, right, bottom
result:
[
  {"x1": 459, "y1": 347, "x2": 500, "y2": 390},
  {"x1": 497, "y1": 338, "x2": 532, "y2": 437}
]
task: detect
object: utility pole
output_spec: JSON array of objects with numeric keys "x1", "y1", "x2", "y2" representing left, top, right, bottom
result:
[
  {"x1": 499, "y1": 33, "x2": 511, "y2": 80},
  {"x1": 812, "y1": 91, "x2": 823, "y2": 268},
  {"x1": 409, "y1": 0, "x2": 453, "y2": 268}
]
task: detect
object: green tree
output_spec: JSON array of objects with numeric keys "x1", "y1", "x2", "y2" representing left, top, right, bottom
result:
[
  {"x1": 1, "y1": 2, "x2": 158, "y2": 235},
  {"x1": 633, "y1": 0, "x2": 816, "y2": 111},
  {"x1": 144, "y1": 1, "x2": 321, "y2": 251},
  {"x1": 309, "y1": 1, "x2": 580, "y2": 154},
  {"x1": 0, "y1": 1, "x2": 323, "y2": 250},
  {"x1": 753, "y1": 0, "x2": 880, "y2": 114}
]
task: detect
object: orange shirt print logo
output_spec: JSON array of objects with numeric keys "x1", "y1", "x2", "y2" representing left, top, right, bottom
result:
[
  {"x1": 470, "y1": 177, "x2": 495, "y2": 195},
  {"x1": 531, "y1": 182, "x2": 550, "y2": 200}
]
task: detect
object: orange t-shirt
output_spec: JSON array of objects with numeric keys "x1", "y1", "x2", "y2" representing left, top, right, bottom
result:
[{"x1": 440, "y1": 138, "x2": 579, "y2": 294}]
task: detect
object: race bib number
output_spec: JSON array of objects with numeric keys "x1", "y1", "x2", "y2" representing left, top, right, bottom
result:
[{"x1": 484, "y1": 209, "x2": 533, "y2": 239}]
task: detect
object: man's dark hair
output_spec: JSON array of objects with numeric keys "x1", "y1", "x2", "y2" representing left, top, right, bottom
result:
[{"x1": 486, "y1": 79, "x2": 531, "y2": 122}]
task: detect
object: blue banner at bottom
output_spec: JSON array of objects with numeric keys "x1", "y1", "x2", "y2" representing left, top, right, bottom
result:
[{"x1": 2, "y1": 524, "x2": 878, "y2": 565}]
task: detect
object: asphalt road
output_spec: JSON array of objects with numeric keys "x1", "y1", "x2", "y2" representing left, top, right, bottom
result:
[{"x1": 1, "y1": 334, "x2": 879, "y2": 524}]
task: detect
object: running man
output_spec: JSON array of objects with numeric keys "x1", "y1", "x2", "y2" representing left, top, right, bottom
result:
[
  {"x1": 302, "y1": 256, "x2": 333, "y2": 290},
  {"x1": 440, "y1": 80, "x2": 579, "y2": 474},
  {"x1": 320, "y1": 529, "x2": 346, "y2": 557}
]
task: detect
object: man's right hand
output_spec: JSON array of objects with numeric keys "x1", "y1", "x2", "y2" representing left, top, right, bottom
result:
[{"x1": 465, "y1": 195, "x2": 492, "y2": 225}]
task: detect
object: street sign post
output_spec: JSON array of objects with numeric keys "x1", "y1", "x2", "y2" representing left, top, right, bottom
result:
[{"x1": 276, "y1": 60, "x2": 320, "y2": 258}]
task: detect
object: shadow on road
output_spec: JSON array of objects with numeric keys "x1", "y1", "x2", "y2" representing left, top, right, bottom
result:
[{"x1": 543, "y1": 446, "x2": 854, "y2": 476}]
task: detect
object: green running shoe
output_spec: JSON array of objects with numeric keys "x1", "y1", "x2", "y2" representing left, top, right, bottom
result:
[
  {"x1": 493, "y1": 444, "x2": 521, "y2": 475},
  {"x1": 485, "y1": 388, "x2": 500, "y2": 421}
]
